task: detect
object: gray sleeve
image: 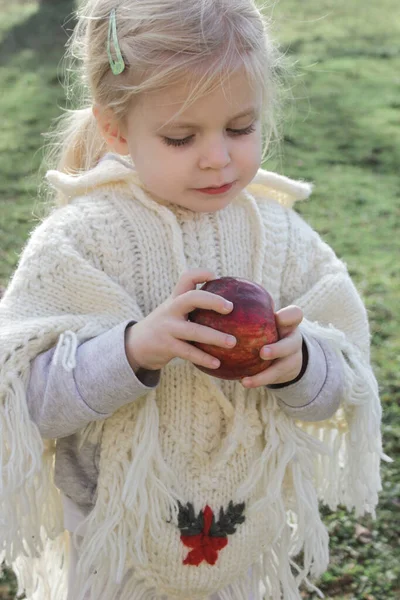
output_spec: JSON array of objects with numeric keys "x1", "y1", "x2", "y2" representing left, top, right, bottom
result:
[
  {"x1": 269, "y1": 334, "x2": 343, "y2": 422},
  {"x1": 27, "y1": 320, "x2": 161, "y2": 439}
]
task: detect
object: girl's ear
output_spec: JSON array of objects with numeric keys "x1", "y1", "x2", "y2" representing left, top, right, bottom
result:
[{"x1": 92, "y1": 105, "x2": 129, "y2": 155}]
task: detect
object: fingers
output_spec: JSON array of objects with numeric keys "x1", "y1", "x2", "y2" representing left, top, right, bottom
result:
[
  {"x1": 259, "y1": 329, "x2": 302, "y2": 361},
  {"x1": 242, "y1": 328, "x2": 303, "y2": 388},
  {"x1": 172, "y1": 320, "x2": 237, "y2": 349},
  {"x1": 170, "y1": 338, "x2": 221, "y2": 371},
  {"x1": 172, "y1": 268, "x2": 216, "y2": 298},
  {"x1": 242, "y1": 351, "x2": 303, "y2": 387},
  {"x1": 275, "y1": 305, "x2": 303, "y2": 337},
  {"x1": 172, "y1": 289, "x2": 233, "y2": 316}
]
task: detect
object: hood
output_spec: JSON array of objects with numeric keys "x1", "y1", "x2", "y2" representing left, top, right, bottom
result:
[{"x1": 46, "y1": 153, "x2": 313, "y2": 209}]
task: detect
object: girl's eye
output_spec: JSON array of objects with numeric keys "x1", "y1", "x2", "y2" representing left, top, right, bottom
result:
[
  {"x1": 162, "y1": 135, "x2": 194, "y2": 147},
  {"x1": 227, "y1": 123, "x2": 256, "y2": 136},
  {"x1": 162, "y1": 123, "x2": 256, "y2": 148}
]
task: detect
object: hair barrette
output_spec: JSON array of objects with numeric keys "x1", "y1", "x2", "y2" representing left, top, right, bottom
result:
[{"x1": 107, "y1": 8, "x2": 125, "y2": 75}]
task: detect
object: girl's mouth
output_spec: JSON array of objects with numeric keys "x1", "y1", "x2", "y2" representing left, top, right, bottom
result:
[{"x1": 196, "y1": 182, "x2": 235, "y2": 195}]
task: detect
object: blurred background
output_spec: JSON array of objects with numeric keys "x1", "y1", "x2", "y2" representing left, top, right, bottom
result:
[{"x1": 0, "y1": 0, "x2": 399, "y2": 598}]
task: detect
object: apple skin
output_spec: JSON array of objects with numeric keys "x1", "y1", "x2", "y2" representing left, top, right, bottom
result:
[{"x1": 188, "y1": 276, "x2": 279, "y2": 380}]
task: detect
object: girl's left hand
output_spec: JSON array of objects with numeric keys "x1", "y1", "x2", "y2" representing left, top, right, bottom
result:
[{"x1": 241, "y1": 305, "x2": 304, "y2": 388}]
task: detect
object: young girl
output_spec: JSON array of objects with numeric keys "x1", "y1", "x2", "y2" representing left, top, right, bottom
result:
[{"x1": 0, "y1": 0, "x2": 385, "y2": 599}]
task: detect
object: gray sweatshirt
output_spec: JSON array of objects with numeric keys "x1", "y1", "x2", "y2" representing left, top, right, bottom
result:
[{"x1": 27, "y1": 321, "x2": 343, "y2": 532}]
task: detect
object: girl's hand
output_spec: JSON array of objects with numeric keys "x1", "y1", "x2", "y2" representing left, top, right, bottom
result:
[
  {"x1": 241, "y1": 305, "x2": 304, "y2": 388},
  {"x1": 125, "y1": 268, "x2": 236, "y2": 372}
]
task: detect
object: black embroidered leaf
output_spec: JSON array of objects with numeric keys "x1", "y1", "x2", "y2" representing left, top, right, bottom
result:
[
  {"x1": 195, "y1": 507, "x2": 204, "y2": 533},
  {"x1": 177, "y1": 501, "x2": 204, "y2": 536},
  {"x1": 209, "y1": 514, "x2": 227, "y2": 538},
  {"x1": 177, "y1": 501, "x2": 191, "y2": 530},
  {"x1": 209, "y1": 501, "x2": 246, "y2": 537}
]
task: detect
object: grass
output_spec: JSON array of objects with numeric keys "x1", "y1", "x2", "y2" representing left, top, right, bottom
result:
[{"x1": 0, "y1": 0, "x2": 399, "y2": 598}]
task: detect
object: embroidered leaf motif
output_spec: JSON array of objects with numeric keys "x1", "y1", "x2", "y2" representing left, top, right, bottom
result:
[
  {"x1": 209, "y1": 501, "x2": 246, "y2": 537},
  {"x1": 177, "y1": 501, "x2": 204, "y2": 536},
  {"x1": 177, "y1": 501, "x2": 246, "y2": 566}
]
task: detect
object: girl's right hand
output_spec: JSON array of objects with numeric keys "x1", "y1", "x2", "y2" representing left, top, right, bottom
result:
[{"x1": 124, "y1": 268, "x2": 236, "y2": 372}]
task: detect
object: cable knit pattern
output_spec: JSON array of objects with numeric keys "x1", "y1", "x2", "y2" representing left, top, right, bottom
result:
[{"x1": 0, "y1": 156, "x2": 385, "y2": 600}]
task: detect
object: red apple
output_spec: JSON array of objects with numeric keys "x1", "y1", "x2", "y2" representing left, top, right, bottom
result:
[{"x1": 188, "y1": 276, "x2": 278, "y2": 380}]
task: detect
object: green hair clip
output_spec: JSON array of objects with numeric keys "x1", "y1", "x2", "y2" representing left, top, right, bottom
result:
[{"x1": 107, "y1": 8, "x2": 125, "y2": 75}]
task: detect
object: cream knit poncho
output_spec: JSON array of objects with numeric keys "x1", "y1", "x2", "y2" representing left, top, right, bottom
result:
[{"x1": 0, "y1": 157, "x2": 385, "y2": 600}]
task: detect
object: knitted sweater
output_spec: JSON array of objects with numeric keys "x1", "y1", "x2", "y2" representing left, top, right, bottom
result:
[
  {"x1": 27, "y1": 316, "x2": 342, "y2": 531},
  {"x1": 0, "y1": 155, "x2": 385, "y2": 600}
]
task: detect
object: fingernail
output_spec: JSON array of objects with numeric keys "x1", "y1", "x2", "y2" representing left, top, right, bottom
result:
[
  {"x1": 226, "y1": 335, "x2": 236, "y2": 347},
  {"x1": 223, "y1": 300, "x2": 233, "y2": 311},
  {"x1": 261, "y1": 347, "x2": 272, "y2": 359}
]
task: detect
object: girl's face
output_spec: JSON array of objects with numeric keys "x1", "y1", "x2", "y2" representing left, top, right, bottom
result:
[{"x1": 123, "y1": 69, "x2": 263, "y2": 212}]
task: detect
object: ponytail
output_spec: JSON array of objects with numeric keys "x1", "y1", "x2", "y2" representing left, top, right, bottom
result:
[
  {"x1": 56, "y1": 107, "x2": 107, "y2": 174},
  {"x1": 40, "y1": 106, "x2": 108, "y2": 207}
]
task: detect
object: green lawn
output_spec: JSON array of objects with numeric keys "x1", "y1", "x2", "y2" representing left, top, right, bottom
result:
[{"x1": 1, "y1": 1, "x2": 399, "y2": 598}]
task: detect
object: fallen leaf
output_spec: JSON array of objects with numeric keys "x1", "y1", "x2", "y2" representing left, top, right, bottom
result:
[{"x1": 355, "y1": 523, "x2": 372, "y2": 543}]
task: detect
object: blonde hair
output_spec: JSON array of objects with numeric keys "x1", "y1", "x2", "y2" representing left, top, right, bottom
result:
[{"x1": 43, "y1": 0, "x2": 287, "y2": 206}]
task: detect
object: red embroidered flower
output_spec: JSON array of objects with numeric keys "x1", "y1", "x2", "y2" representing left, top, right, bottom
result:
[
  {"x1": 181, "y1": 505, "x2": 228, "y2": 566},
  {"x1": 178, "y1": 501, "x2": 245, "y2": 567}
]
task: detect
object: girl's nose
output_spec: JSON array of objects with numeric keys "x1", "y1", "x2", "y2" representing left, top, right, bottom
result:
[{"x1": 198, "y1": 135, "x2": 231, "y2": 170}]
